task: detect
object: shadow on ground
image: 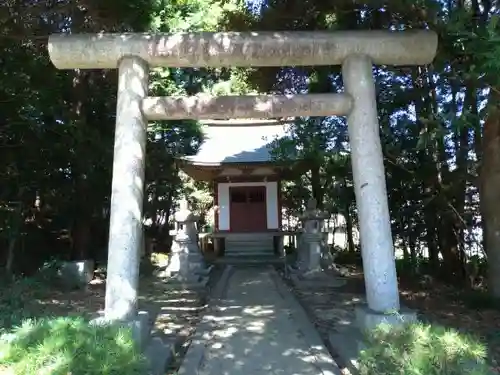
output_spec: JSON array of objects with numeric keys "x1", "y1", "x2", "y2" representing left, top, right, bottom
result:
[{"x1": 180, "y1": 268, "x2": 340, "y2": 375}]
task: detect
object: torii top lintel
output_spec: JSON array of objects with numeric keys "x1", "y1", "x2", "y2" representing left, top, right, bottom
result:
[{"x1": 48, "y1": 30, "x2": 438, "y2": 70}]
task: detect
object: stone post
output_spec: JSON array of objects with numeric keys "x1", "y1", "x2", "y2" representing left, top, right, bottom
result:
[
  {"x1": 342, "y1": 55, "x2": 401, "y2": 316},
  {"x1": 104, "y1": 56, "x2": 149, "y2": 321}
]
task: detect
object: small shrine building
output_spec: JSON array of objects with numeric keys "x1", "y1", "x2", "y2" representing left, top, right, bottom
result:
[{"x1": 178, "y1": 119, "x2": 300, "y2": 257}]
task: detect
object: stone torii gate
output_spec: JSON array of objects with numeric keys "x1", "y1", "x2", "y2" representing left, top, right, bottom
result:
[{"x1": 48, "y1": 30, "x2": 437, "y2": 326}]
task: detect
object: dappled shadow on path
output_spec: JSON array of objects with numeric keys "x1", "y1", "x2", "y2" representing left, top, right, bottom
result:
[{"x1": 182, "y1": 268, "x2": 340, "y2": 375}]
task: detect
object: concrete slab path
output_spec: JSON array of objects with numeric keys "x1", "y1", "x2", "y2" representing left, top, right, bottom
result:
[{"x1": 178, "y1": 266, "x2": 341, "y2": 375}]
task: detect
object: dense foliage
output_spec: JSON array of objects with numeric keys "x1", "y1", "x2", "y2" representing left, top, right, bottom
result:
[
  {"x1": 0, "y1": 0, "x2": 233, "y2": 272},
  {"x1": 1, "y1": 0, "x2": 500, "y2": 372},
  {"x1": 1, "y1": 0, "x2": 500, "y2": 298},
  {"x1": 219, "y1": 0, "x2": 500, "y2": 296}
]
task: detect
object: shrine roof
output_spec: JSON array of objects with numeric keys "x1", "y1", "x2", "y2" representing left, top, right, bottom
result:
[{"x1": 183, "y1": 119, "x2": 290, "y2": 166}]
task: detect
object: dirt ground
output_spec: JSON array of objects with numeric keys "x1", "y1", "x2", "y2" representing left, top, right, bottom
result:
[
  {"x1": 1, "y1": 273, "x2": 203, "y2": 323},
  {"x1": 5, "y1": 263, "x2": 498, "y2": 372},
  {"x1": 0, "y1": 265, "x2": 225, "y2": 374},
  {"x1": 399, "y1": 275, "x2": 500, "y2": 372},
  {"x1": 285, "y1": 265, "x2": 500, "y2": 373}
]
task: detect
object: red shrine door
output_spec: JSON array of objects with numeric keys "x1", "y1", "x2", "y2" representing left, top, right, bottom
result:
[{"x1": 229, "y1": 186, "x2": 267, "y2": 232}]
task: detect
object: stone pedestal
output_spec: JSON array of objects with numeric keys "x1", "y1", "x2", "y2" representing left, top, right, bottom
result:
[
  {"x1": 173, "y1": 231, "x2": 204, "y2": 277},
  {"x1": 355, "y1": 304, "x2": 417, "y2": 332},
  {"x1": 300, "y1": 232, "x2": 324, "y2": 274},
  {"x1": 91, "y1": 310, "x2": 151, "y2": 350}
]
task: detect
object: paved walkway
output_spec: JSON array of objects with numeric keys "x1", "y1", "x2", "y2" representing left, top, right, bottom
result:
[{"x1": 178, "y1": 266, "x2": 341, "y2": 375}]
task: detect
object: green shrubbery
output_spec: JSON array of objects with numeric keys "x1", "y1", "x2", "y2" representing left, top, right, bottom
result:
[
  {"x1": 0, "y1": 277, "x2": 50, "y2": 331},
  {"x1": 0, "y1": 268, "x2": 148, "y2": 375},
  {"x1": 0, "y1": 317, "x2": 147, "y2": 375},
  {"x1": 358, "y1": 323, "x2": 492, "y2": 375}
]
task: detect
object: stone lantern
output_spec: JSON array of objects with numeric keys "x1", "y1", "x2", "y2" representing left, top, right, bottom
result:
[
  {"x1": 295, "y1": 198, "x2": 330, "y2": 275},
  {"x1": 166, "y1": 199, "x2": 206, "y2": 282}
]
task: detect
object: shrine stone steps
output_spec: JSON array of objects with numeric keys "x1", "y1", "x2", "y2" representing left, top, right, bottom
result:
[{"x1": 225, "y1": 235, "x2": 275, "y2": 257}]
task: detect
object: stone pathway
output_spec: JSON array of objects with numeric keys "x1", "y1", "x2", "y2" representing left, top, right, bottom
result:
[{"x1": 177, "y1": 266, "x2": 341, "y2": 375}]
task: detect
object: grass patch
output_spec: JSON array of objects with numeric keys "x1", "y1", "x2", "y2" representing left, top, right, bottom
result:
[
  {"x1": 0, "y1": 277, "x2": 55, "y2": 331},
  {"x1": 0, "y1": 316, "x2": 147, "y2": 375},
  {"x1": 358, "y1": 322, "x2": 492, "y2": 375}
]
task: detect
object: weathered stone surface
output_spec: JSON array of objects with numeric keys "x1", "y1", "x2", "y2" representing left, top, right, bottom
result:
[
  {"x1": 90, "y1": 310, "x2": 151, "y2": 350},
  {"x1": 58, "y1": 260, "x2": 94, "y2": 288},
  {"x1": 165, "y1": 200, "x2": 206, "y2": 282},
  {"x1": 104, "y1": 56, "x2": 149, "y2": 321},
  {"x1": 299, "y1": 233, "x2": 324, "y2": 273},
  {"x1": 294, "y1": 198, "x2": 331, "y2": 274},
  {"x1": 145, "y1": 337, "x2": 173, "y2": 375},
  {"x1": 48, "y1": 30, "x2": 438, "y2": 70},
  {"x1": 342, "y1": 54, "x2": 400, "y2": 313},
  {"x1": 200, "y1": 119, "x2": 283, "y2": 127},
  {"x1": 355, "y1": 304, "x2": 417, "y2": 331},
  {"x1": 131, "y1": 310, "x2": 152, "y2": 349},
  {"x1": 142, "y1": 93, "x2": 353, "y2": 120}
]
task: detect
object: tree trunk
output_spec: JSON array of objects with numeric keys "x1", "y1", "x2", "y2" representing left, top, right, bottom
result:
[
  {"x1": 72, "y1": 215, "x2": 91, "y2": 260},
  {"x1": 438, "y1": 224, "x2": 463, "y2": 282},
  {"x1": 70, "y1": 69, "x2": 92, "y2": 261},
  {"x1": 6, "y1": 193, "x2": 24, "y2": 276},
  {"x1": 345, "y1": 202, "x2": 356, "y2": 253},
  {"x1": 479, "y1": 90, "x2": 500, "y2": 298},
  {"x1": 422, "y1": 186, "x2": 440, "y2": 272},
  {"x1": 71, "y1": 171, "x2": 92, "y2": 260},
  {"x1": 413, "y1": 65, "x2": 443, "y2": 275},
  {"x1": 310, "y1": 164, "x2": 323, "y2": 208}
]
